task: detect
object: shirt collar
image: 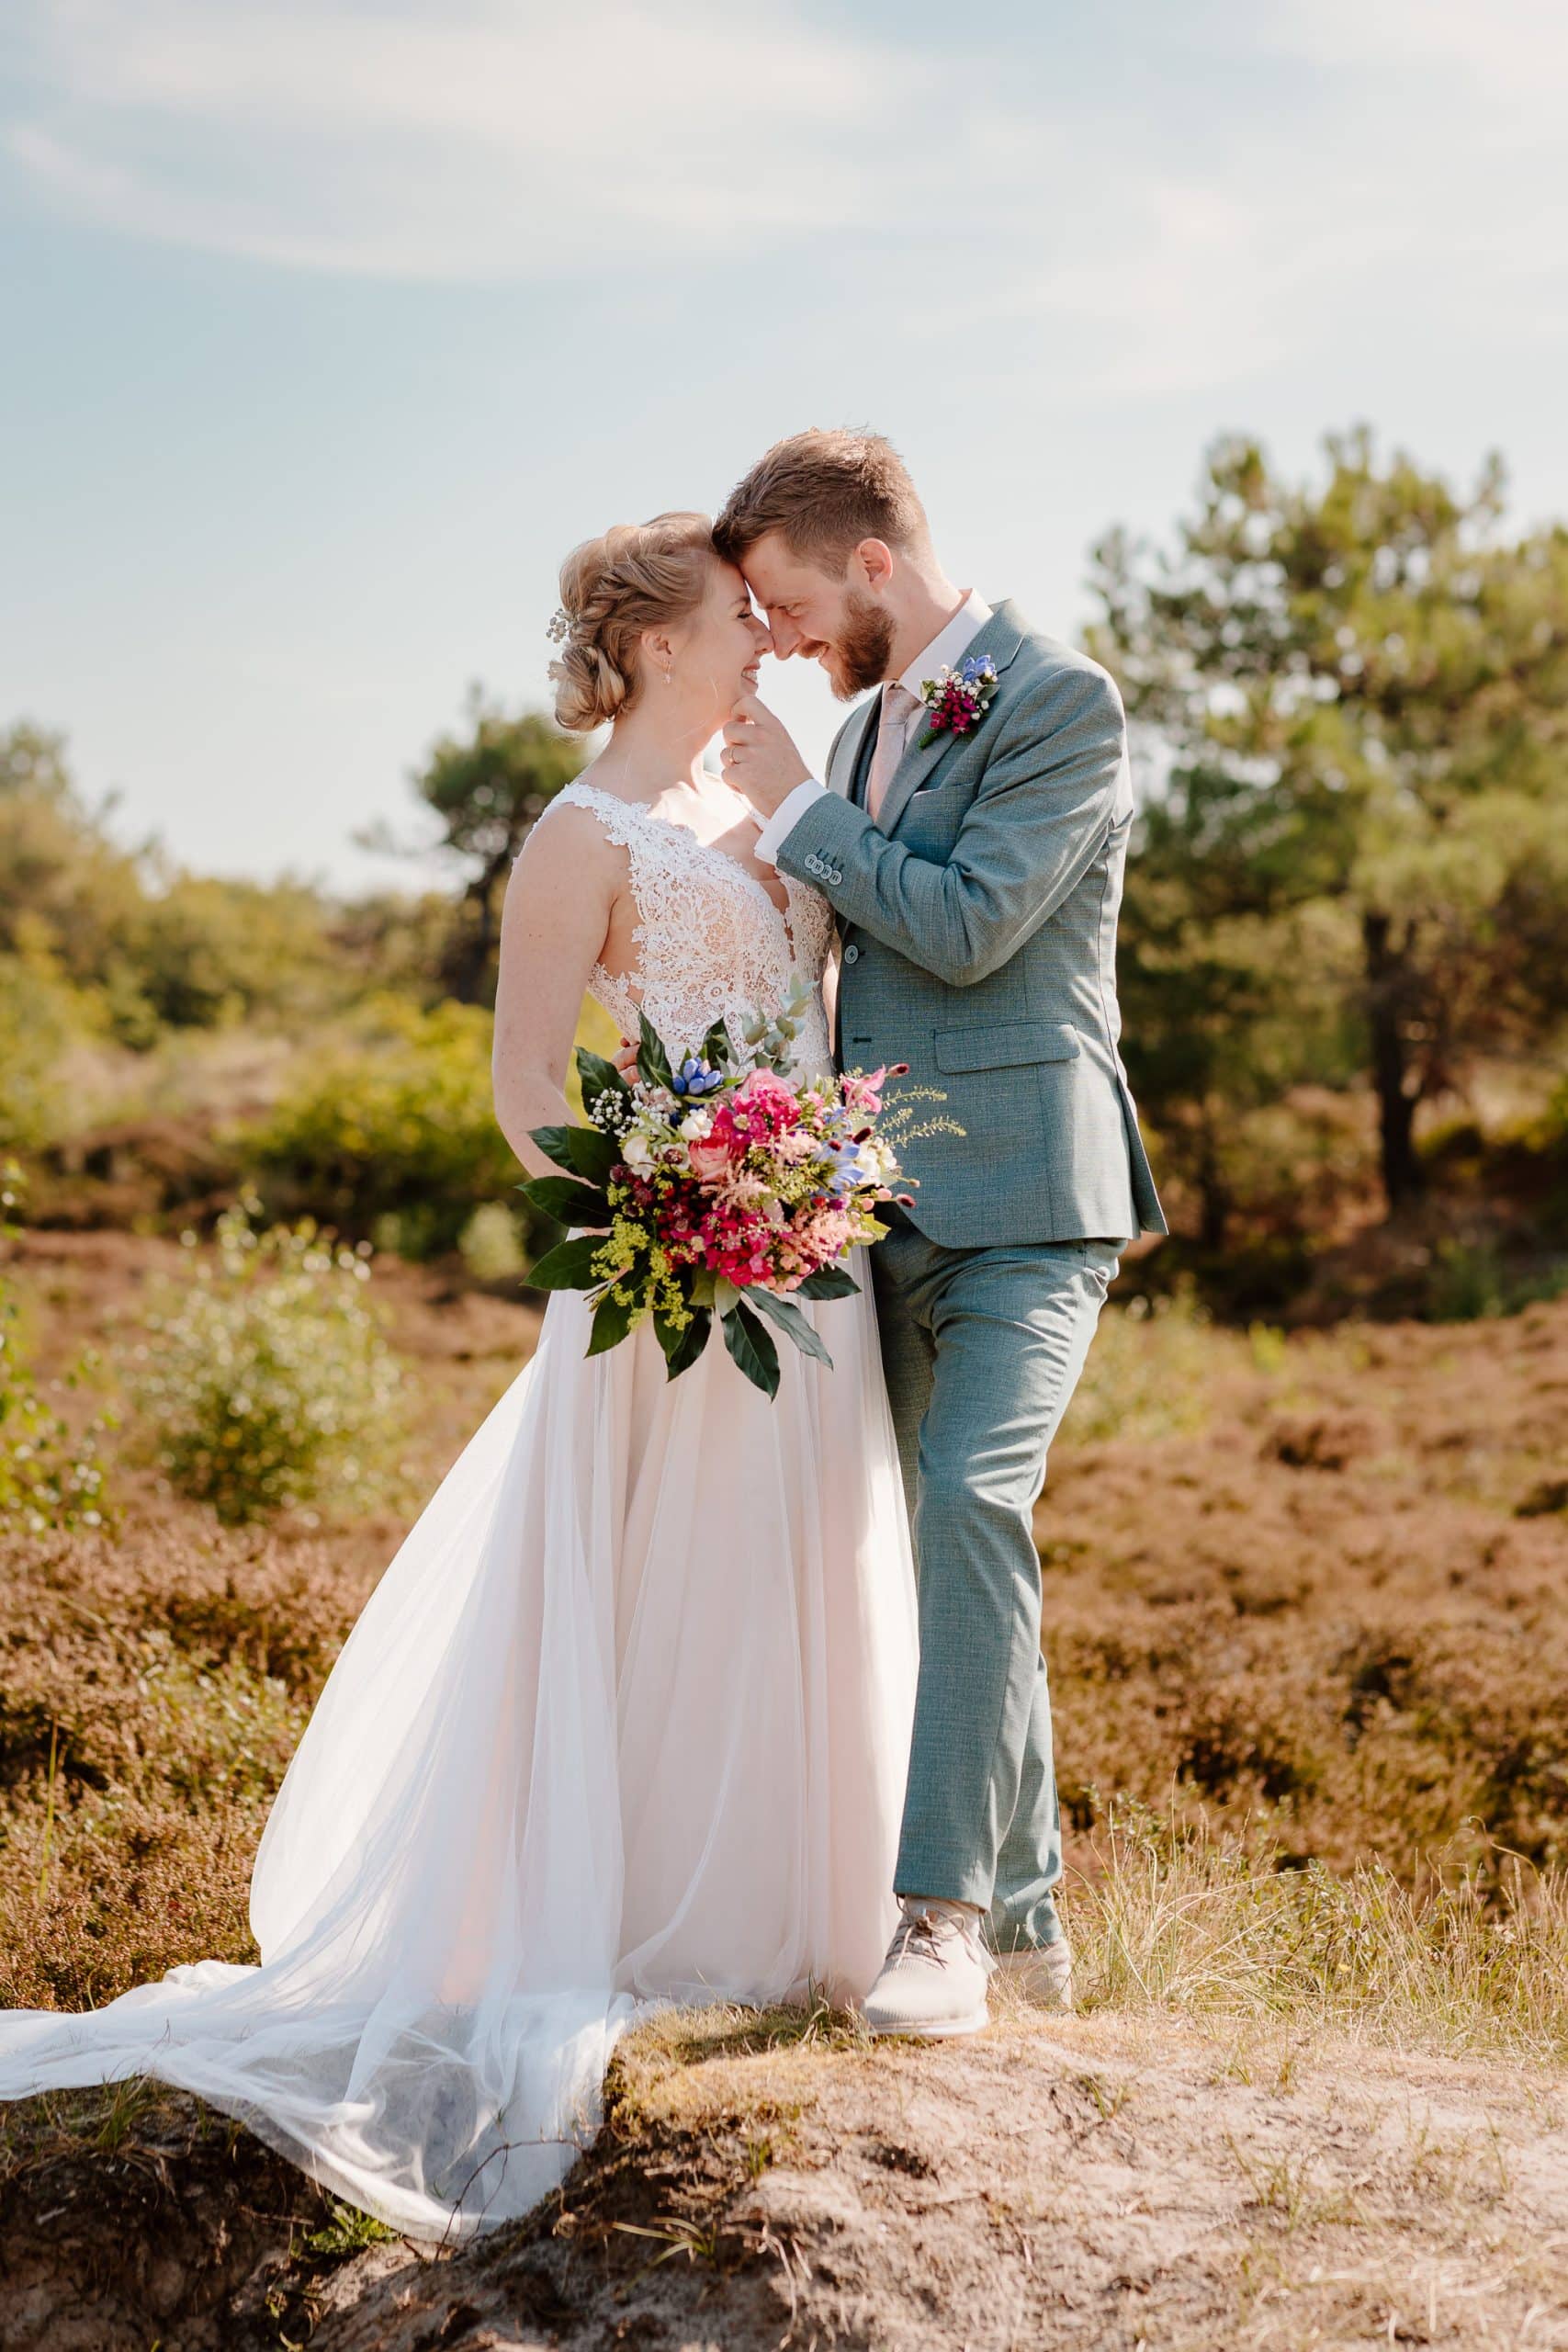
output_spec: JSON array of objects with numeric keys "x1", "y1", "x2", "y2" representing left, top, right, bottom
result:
[{"x1": 894, "y1": 590, "x2": 994, "y2": 704}]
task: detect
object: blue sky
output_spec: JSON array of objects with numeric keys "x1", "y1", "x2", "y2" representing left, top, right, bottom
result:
[{"x1": 3, "y1": 0, "x2": 1565, "y2": 891}]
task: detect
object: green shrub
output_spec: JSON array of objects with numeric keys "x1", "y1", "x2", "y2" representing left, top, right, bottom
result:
[
  {"x1": 0, "y1": 952, "x2": 80, "y2": 1152},
  {"x1": 128, "y1": 1197, "x2": 404, "y2": 1523},
  {"x1": 457, "y1": 1200, "x2": 527, "y2": 1283},
  {"x1": 1517, "y1": 1076, "x2": 1568, "y2": 1158},
  {"x1": 1064, "y1": 1284, "x2": 1245, "y2": 1447},
  {"x1": 0, "y1": 1165, "x2": 115, "y2": 1532},
  {"x1": 1427, "y1": 1237, "x2": 1568, "y2": 1323},
  {"x1": 235, "y1": 997, "x2": 524, "y2": 1259}
]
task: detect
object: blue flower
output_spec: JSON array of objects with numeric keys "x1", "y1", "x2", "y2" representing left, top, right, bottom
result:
[
  {"x1": 671, "y1": 1055, "x2": 724, "y2": 1098},
  {"x1": 812, "y1": 1136, "x2": 866, "y2": 1196}
]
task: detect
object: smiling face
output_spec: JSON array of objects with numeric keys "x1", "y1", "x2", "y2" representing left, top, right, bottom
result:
[
  {"x1": 660, "y1": 557, "x2": 772, "y2": 721},
  {"x1": 738, "y1": 531, "x2": 897, "y2": 700}
]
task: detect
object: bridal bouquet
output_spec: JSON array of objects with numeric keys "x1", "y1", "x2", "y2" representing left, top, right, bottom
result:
[{"x1": 517, "y1": 982, "x2": 951, "y2": 1398}]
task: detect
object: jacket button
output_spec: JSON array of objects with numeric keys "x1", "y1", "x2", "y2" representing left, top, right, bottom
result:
[{"x1": 843, "y1": 944, "x2": 860, "y2": 964}]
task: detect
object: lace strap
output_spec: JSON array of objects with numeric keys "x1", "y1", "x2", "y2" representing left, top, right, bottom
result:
[{"x1": 545, "y1": 780, "x2": 660, "y2": 854}]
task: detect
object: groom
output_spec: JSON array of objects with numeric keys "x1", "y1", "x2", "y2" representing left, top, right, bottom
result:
[{"x1": 715, "y1": 430, "x2": 1166, "y2": 2037}]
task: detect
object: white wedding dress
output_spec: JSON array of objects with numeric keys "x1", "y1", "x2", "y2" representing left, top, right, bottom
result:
[{"x1": 0, "y1": 780, "x2": 919, "y2": 2241}]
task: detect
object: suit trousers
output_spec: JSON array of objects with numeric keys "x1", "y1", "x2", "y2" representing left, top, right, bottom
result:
[{"x1": 870, "y1": 1210, "x2": 1125, "y2": 1951}]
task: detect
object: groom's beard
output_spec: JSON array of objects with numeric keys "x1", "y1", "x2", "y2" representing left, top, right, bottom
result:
[{"x1": 829, "y1": 591, "x2": 897, "y2": 699}]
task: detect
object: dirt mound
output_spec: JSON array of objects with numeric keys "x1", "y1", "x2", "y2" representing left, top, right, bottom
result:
[
  {"x1": 0, "y1": 2081, "x2": 380, "y2": 2350},
  {"x1": 4, "y1": 2007, "x2": 1566, "y2": 2350}
]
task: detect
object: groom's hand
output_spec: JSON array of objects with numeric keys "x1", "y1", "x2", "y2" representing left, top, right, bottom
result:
[{"x1": 720, "y1": 691, "x2": 810, "y2": 817}]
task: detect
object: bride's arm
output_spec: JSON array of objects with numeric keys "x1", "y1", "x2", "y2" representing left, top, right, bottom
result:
[{"x1": 491, "y1": 806, "x2": 621, "y2": 1179}]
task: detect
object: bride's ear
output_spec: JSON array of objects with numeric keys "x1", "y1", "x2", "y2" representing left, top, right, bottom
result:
[{"x1": 640, "y1": 623, "x2": 677, "y2": 687}]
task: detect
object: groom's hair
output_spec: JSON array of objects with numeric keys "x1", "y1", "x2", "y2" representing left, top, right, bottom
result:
[{"x1": 714, "y1": 429, "x2": 928, "y2": 573}]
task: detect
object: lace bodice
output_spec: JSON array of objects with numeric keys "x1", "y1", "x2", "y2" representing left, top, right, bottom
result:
[{"x1": 536, "y1": 780, "x2": 834, "y2": 1070}]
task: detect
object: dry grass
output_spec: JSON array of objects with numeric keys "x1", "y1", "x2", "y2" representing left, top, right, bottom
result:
[{"x1": 1066, "y1": 1809, "x2": 1568, "y2": 2066}]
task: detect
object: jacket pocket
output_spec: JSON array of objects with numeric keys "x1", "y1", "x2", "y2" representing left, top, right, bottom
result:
[{"x1": 933, "y1": 1021, "x2": 1080, "y2": 1074}]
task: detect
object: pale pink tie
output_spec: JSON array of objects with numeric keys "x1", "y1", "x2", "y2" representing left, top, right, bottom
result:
[{"x1": 866, "y1": 683, "x2": 920, "y2": 821}]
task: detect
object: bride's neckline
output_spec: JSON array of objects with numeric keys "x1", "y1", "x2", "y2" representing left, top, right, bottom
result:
[{"x1": 564, "y1": 777, "x2": 795, "y2": 930}]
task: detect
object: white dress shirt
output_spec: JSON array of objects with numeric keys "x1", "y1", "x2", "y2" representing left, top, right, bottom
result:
[{"x1": 752, "y1": 591, "x2": 994, "y2": 866}]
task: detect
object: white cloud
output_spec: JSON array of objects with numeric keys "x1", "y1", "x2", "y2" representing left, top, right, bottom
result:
[
  {"x1": 4, "y1": 0, "x2": 1564, "y2": 398},
  {"x1": 2, "y1": 0, "x2": 935, "y2": 276},
  {"x1": 1264, "y1": 0, "x2": 1568, "y2": 108},
  {"x1": 994, "y1": 4, "x2": 1568, "y2": 397}
]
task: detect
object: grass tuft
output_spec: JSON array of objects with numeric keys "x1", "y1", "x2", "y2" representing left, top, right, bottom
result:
[{"x1": 1067, "y1": 1804, "x2": 1568, "y2": 2064}]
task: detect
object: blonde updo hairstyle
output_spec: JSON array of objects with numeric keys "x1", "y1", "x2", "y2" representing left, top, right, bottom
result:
[{"x1": 548, "y1": 510, "x2": 717, "y2": 733}]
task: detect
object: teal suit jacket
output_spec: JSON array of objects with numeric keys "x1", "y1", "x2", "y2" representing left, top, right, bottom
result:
[{"x1": 775, "y1": 599, "x2": 1167, "y2": 1250}]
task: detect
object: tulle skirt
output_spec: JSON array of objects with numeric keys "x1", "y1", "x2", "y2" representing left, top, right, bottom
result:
[{"x1": 0, "y1": 1272, "x2": 918, "y2": 2241}]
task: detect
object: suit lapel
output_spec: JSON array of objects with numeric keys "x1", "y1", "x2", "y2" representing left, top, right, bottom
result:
[
  {"x1": 829, "y1": 693, "x2": 881, "y2": 804},
  {"x1": 874, "y1": 599, "x2": 1029, "y2": 839}
]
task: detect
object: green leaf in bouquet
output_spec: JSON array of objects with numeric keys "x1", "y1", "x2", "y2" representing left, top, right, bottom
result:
[
  {"x1": 528, "y1": 1123, "x2": 586, "y2": 1177},
  {"x1": 744, "y1": 1286, "x2": 834, "y2": 1368},
  {"x1": 795, "y1": 1265, "x2": 861, "y2": 1300},
  {"x1": 525, "y1": 1234, "x2": 609, "y2": 1292},
  {"x1": 655, "y1": 1302, "x2": 712, "y2": 1380},
  {"x1": 721, "y1": 1299, "x2": 781, "y2": 1400},
  {"x1": 587, "y1": 1286, "x2": 637, "y2": 1356},
  {"x1": 515, "y1": 1174, "x2": 612, "y2": 1227},
  {"x1": 636, "y1": 1010, "x2": 675, "y2": 1092},
  {"x1": 560, "y1": 1123, "x2": 622, "y2": 1187},
  {"x1": 575, "y1": 1046, "x2": 631, "y2": 1117},
  {"x1": 688, "y1": 1267, "x2": 717, "y2": 1309},
  {"x1": 700, "y1": 1016, "x2": 736, "y2": 1070}
]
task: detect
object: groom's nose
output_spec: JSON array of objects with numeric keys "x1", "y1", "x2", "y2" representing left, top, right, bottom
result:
[{"x1": 770, "y1": 615, "x2": 803, "y2": 659}]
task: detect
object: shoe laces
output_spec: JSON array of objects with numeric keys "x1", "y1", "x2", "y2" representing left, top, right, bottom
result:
[{"x1": 887, "y1": 1900, "x2": 989, "y2": 1972}]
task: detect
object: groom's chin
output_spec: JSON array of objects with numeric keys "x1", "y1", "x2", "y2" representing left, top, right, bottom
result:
[{"x1": 825, "y1": 653, "x2": 874, "y2": 702}]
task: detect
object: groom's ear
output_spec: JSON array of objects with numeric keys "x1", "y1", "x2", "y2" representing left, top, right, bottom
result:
[{"x1": 850, "y1": 538, "x2": 895, "y2": 593}]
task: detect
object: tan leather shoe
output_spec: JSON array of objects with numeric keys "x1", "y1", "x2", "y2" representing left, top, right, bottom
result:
[
  {"x1": 996, "y1": 1939, "x2": 1075, "y2": 2011},
  {"x1": 863, "y1": 1898, "x2": 995, "y2": 2039}
]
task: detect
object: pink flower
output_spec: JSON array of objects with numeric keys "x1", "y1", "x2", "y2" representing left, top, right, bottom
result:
[
  {"x1": 842, "y1": 1067, "x2": 888, "y2": 1116},
  {"x1": 735, "y1": 1067, "x2": 799, "y2": 1117},
  {"x1": 686, "y1": 1136, "x2": 734, "y2": 1182}
]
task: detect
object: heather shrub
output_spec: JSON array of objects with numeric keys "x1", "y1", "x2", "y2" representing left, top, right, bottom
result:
[{"x1": 127, "y1": 1197, "x2": 404, "y2": 1523}]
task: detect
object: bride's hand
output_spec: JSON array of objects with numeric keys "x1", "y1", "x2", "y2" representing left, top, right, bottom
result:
[{"x1": 720, "y1": 691, "x2": 811, "y2": 816}]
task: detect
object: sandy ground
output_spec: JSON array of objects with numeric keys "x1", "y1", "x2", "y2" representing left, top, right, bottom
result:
[{"x1": 3, "y1": 1998, "x2": 1565, "y2": 2350}]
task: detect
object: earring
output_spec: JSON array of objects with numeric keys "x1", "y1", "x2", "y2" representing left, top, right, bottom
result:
[{"x1": 663, "y1": 666, "x2": 673, "y2": 687}]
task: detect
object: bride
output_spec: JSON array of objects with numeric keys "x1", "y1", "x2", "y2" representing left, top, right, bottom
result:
[{"x1": 0, "y1": 511, "x2": 919, "y2": 2242}]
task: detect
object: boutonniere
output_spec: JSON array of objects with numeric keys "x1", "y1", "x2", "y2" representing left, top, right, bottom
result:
[{"x1": 916, "y1": 654, "x2": 999, "y2": 749}]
